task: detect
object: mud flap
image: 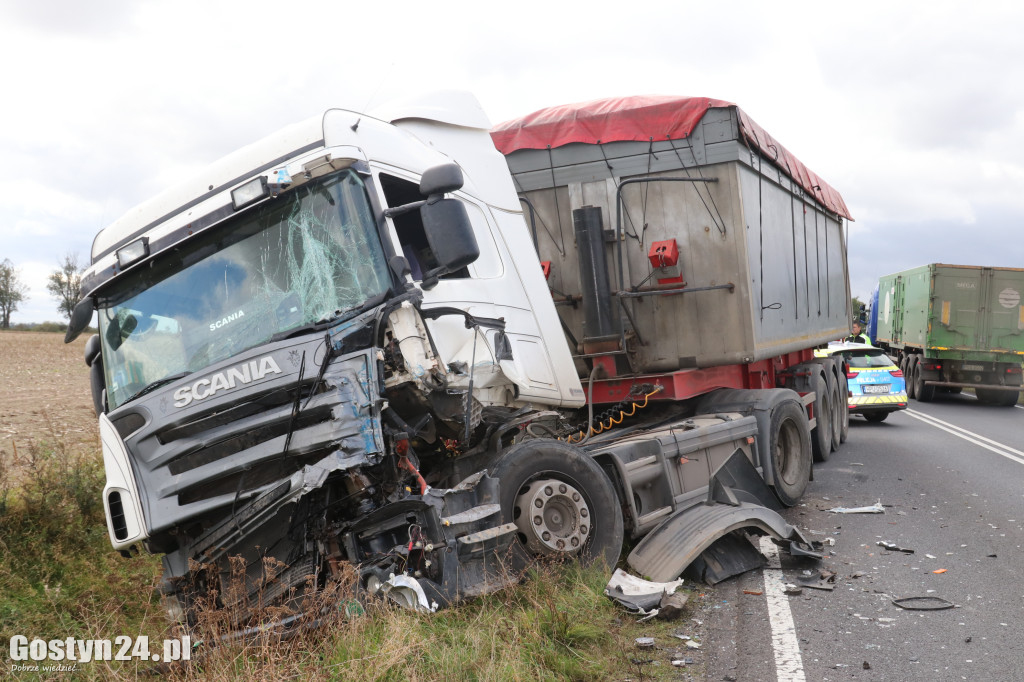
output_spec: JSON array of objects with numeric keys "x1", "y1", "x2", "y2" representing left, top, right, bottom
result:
[{"x1": 626, "y1": 450, "x2": 820, "y2": 583}]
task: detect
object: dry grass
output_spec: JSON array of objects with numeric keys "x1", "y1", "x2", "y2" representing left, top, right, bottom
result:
[{"x1": 0, "y1": 332, "x2": 712, "y2": 680}]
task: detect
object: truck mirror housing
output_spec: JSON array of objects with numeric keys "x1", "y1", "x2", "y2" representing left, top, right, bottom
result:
[
  {"x1": 419, "y1": 163, "x2": 464, "y2": 197},
  {"x1": 420, "y1": 197, "x2": 479, "y2": 283}
]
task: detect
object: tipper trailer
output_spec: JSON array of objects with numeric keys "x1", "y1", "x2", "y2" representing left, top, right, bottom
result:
[
  {"x1": 869, "y1": 263, "x2": 1024, "y2": 405},
  {"x1": 65, "y1": 92, "x2": 852, "y2": 626}
]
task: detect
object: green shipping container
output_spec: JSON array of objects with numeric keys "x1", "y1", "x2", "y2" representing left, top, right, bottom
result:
[
  {"x1": 874, "y1": 264, "x2": 1024, "y2": 406},
  {"x1": 875, "y1": 264, "x2": 1024, "y2": 361}
]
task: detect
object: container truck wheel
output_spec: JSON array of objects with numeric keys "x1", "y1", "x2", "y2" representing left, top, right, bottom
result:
[
  {"x1": 914, "y1": 362, "x2": 936, "y2": 402},
  {"x1": 976, "y1": 388, "x2": 1020, "y2": 406},
  {"x1": 492, "y1": 439, "x2": 624, "y2": 571},
  {"x1": 810, "y1": 371, "x2": 833, "y2": 463},
  {"x1": 906, "y1": 356, "x2": 919, "y2": 399},
  {"x1": 768, "y1": 400, "x2": 812, "y2": 506}
]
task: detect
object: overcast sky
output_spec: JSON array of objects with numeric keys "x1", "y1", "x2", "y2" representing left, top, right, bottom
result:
[{"x1": 2, "y1": 0, "x2": 1023, "y2": 323}]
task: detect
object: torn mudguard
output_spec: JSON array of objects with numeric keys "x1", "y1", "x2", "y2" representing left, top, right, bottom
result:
[{"x1": 627, "y1": 450, "x2": 820, "y2": 583}]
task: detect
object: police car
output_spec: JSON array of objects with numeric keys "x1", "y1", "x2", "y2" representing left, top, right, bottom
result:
[{"x1": 815, "y1": 342, "x2": 908, "y2": 422}]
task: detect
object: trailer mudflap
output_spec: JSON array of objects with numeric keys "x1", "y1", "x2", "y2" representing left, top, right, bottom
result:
[{"x1": 626, "y1": 450, "x2": 819, "y2": 582}]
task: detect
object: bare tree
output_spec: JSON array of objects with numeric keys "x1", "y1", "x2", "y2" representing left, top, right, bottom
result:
[
  {"x1": 47, "y1": 253, "x2": 85, "y2": 321},
  {"x1": 0, "y1": 259, "x2": 29, "y2": 329}
]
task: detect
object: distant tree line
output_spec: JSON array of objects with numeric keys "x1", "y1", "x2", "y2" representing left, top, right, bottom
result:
[{"x1": 0, "y1": 253, "x2": 85, "y2": 330}]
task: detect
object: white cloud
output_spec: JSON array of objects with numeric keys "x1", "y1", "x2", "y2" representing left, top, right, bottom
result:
[{"x1": 2, "y1": 0, "x2": 1024, "y2": 324}]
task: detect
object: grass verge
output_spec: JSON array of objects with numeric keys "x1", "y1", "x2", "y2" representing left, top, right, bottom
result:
[{"x1": 1, "y1": 434, "x2": 707, "y2": 681}]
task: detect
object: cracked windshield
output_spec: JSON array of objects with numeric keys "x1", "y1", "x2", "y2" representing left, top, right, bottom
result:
[{"x1": 98, "y1": 169, "x2": 391, "y2": 409}]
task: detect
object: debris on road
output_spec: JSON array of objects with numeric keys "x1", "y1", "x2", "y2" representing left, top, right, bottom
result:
[
  {"x1": 657, "y1": 591, "x2": 689, "y2": 621},
  {"x1": 933, "y1": 568, "x2": 948, "y2": 574},
  {"x1": 783, "y1": 584, "x2": 804, "y2": 596},
  {"x1": 828, "y1": 500, "x2": 885, "y2": 514},
  {"x1": 742, "y1": 589, "x2": 763, "y2": 596},
  {"x1": 877, "y1": 541, "x2": 915, "y2": 554},
  {"x1": 798, "y1": 569, "x2": 838, "y2": 591},
  {"x1": 892, "y1": 596, "x2": 955, "y2": 610},
  {"x1": 635, "y1": 637, "x2": 656, "y2": 649},
  {"x1": 605, "y1": 568, "x2": 685, "y2": 613}
]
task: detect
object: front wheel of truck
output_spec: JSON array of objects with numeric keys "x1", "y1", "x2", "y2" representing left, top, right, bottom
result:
[{"x1": 492, "y1": 439, "x2": 624, "y2": 571}]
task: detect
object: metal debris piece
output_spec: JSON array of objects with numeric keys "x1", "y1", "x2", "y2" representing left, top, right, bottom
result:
[
  {"x1": 605, "y1": 568, "x2": 684, "y2": 612},
  {"x1": 635, "y1": 637, "x2": 656, "y2": 649},
  {"x1": 892, "y1": 596, "x2": 955, "y2": 611},
  {"x1": 783, "y1": 584, "x2": 803, "y2": 596},
  {"x1": 877, "y1": 541, "x2": 914, "y2": 554},
  {"x1": 828, "y1": 500, "x2": 884, "y2": 514},
  {"x1": 743, "y1": 589, "x2": 763, "y2": 596},
  {"x1": 671, "y1": 659, "x2": 693, "y2": 667}
]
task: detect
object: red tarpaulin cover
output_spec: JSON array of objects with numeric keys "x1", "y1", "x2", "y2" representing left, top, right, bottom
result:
[{"x1": 490, "y1": 95, "x2": 852, "y2": 221}]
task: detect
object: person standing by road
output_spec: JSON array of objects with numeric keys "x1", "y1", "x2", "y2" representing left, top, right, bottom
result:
[{"x1": 845, "y1": 321, "x2": 870, "y2": 344}]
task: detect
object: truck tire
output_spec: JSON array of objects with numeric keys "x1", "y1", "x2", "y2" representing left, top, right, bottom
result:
[
  {"x1": 811, "y1": 371, "x2": 832, "y2": 463},
  {"x1": 906, "y1": 356, "x2": 918, "y2": 399},
  {"x1": 976, "y1": 388, "x2": 1020, "y2": 406},
  {"x1": 914, "y1": 363, "x2": 936, "y2": 402},
  {"x1": 827, "y1": 365, "x2": 843, "y2": 450},
  {"x1": 491, "y1": 439, "x2": 624, "y2": 571},
  {"x1": 768, "y1": 399, "x2": 812, "y2": 506},
  {"x1": 837, "y1": 371, "x2": 850, "y2": 444}
]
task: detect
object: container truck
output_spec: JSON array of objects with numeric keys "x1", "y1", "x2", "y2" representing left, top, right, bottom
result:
[
  {"x1": 869, "y1": 264, "x2": 1024, "y2": 405},
  {"x1": 65, "y1": 92, "x2": 852, "y2": 627}
]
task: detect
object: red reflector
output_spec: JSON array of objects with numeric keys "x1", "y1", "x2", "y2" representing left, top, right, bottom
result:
[
  {"x1": 541, "y1": 261, "x2": 551, "y2": 279},
  {"x1": 846, "y1": 371, "x2": 857, "y2": 379},
  {"x1": 889, "y1": 369, "x2": 904, "y2": 378},
  {"x1": 1007, "y1": 367, "x2": 1022, "y2": 374}
]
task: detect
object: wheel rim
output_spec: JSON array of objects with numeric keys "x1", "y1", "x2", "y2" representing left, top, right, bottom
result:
[
  {"x1": 513, "y1": 478, "x2": 590, "y2": 557},
  {"x1": 773, "y1": 418, "x2": 802, "y2": 485}
]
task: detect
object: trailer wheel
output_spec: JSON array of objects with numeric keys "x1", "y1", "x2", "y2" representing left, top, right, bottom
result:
[
  {"x1": 906, "y1": 356, "x2": 919, "y2": 399},
  {"x1": 837, "y1": 370, "x2": 850, "y2": 444},
  {"x1": 768, "y1": 399, "x2": 812, "y2": 506},
  {"x1": 811, "y1": 371, "x2": 833, "y2": 463},
  {"x1": 976, "y1": 388, "x2": 1020, "y2": 406},
  {"x1": 826, "y1": 365, "x2": 843, "y2": 450},
  {"x1": 914, "y1": 362, "x2": 936, "y2": 402},
  {"x1": 491, "y1": 439, "x2": 624, "y2": 570}
]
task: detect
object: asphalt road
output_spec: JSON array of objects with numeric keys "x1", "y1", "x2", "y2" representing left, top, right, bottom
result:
[{"x1": 705, "y1": 393, "x2": 1024, "y2": 682}]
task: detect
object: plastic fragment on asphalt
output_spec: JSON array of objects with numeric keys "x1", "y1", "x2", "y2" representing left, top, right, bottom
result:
[
  {"x1": 877, "y1": 541, "x2": 914, "y2": 554},
  {"x1": 892, "y1": 596, "x2": 955, "y2": 610},
  {"x1": 743, "y1": 589, "x2": 763, "y2": 595},
  {"x1": 925, "y1": 554, "x2": 937, "y2": 559},
  {"x1": 828, "y1": 500, "x2": 885, "y2": 514},
  {"x1": 933, "y1": 568, "x2": 947, "y2": 574}
]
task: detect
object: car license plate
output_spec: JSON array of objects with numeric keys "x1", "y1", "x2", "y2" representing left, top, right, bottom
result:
[
  {"x1": 863, "y1": 384, "x2": 890, "y2": 394},
  {"x1": 962, "y1": 364, "x2": 984, "y2": 371}
]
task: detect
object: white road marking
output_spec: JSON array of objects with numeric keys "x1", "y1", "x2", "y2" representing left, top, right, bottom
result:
[
  {"x1": 905, "y1": 409, "x2": 1024, "y2": 466},
  {"x1": 759, "y1": 536, "x2": 806, "y2": 682}
]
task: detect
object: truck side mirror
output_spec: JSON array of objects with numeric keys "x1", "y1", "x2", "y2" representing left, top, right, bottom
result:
[
  {"x1": 417, "y1": 163, "x2": 478, "y2": 288},
  {"x1": 419, "y1": 163, "x2": 464, "y2": 196}
]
